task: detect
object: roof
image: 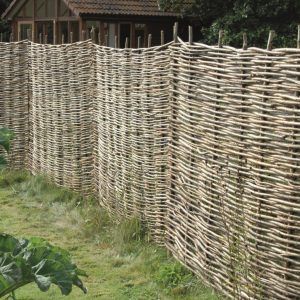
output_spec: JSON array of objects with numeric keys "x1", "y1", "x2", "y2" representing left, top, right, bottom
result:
[
  {"x1": 65, "y1": 0, "x2": 187, "y2": 16},
  {"x1": 2, "y1": 0, "x2": 192, "y2": 19}
]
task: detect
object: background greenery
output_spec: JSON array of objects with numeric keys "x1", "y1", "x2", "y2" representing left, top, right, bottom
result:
[{"x1": 161, "y1": 0, "x2": 300, "y2": 47}]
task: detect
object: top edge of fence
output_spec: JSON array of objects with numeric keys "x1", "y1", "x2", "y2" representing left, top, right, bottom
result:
[{"x1": 2, "y1": 36, "x2": 300, "y2": 53}]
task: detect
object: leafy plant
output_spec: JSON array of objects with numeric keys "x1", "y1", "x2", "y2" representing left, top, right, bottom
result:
[
  {"x1": 0, "y1": 233, "x2": 87, "y2": 299},
  {"x1": 0, "y1": 128, "x2": 14, "y2": 169},
  {"x1": 155, "y1": 261, "x2": 193, "y2": 292}
]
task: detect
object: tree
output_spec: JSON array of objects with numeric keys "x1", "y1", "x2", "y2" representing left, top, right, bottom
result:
[{"x1": 160, "y1": 0, "x2": 300, "y2": 47}]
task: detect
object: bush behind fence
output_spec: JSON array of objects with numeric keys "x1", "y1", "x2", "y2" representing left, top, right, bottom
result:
[{"x1": 0, "y1": 40, "x2": 299, "y2": 299}]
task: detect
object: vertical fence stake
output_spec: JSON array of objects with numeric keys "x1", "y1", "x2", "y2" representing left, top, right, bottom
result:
[
  {"x1": 82, "y1": 30, "x2": 86, "y2": 41},
  {"x1": 137, "y1": 36, "x2": 141, "y2": 48},
  {"x1": 115, "y1": 35, "x2": 118, "y2": 48},
  {"x1": 70, "y1": 32, "x2": 73, "y2": 43},
  {"x1": 10, "y1": 33, "x2": 14, "y2": 42},
  {"x1": 98, "y1": 32, "x2": 101, "y2": 45},
  {"x1": 297, "y1": 25, "x2": 300, "y2": 48},
  {"x1": 173, "y1": 22, "x2": 178, "y2": 42},
  {"x1": 125, "y1": 37, "x2": 129, "y2": 48},
  {"x1": 91, "y1": 26, "x2": 95, "y2": 43},
  {"x1": 39, "y1": 33, "x2": 42, "y2": 44},
  {"x1": 188, "y1": 26, "x2": 193, "y2": 45},
  {"x1": 242, "y1": 32, "x2": 248, "y2": 50},
  {"x1": 62, "y1": 34, "x2": 65, "y2": 44},
  {"x1": 0, "y1": 33, "x2": 3, "y2": 43},
  {"x1": 18, "y1": 30, "x2": 21, "y2": 41},
  {"x1": 27, "y1": 29, "x2": 31, "y2": 41},
  {"x1": 148, "y1": 34, "x2": 152, "y2": 48},
  {"x1": 53, "y1": 20, "x2": 57, "y2": 45},
  {"x1": 218, "y1": 30, "x2": 224, "y2": 48},
  {"x1": 105, "y1": 34, "x2": 108, "y2": 46},
  {"x1": 267, "y1": 30, "x2": 275, "y2": 51},
  {"x1": 161, "y1": 30, "x2": 165, "y2": 45},
  {"x1": 44, "y1": 34, "x2": 48, "y2": 44}
]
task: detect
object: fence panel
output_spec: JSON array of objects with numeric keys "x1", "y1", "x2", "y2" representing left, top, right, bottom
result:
[
  {"x1": 94, "y1": 45, "x2": 171, "y2": 240},
  {"x1": 28, "y1": 41, "x2": 95, "y2": 193},
  {"x1": 0, "y1": 41, "x2": 29, "y2": 167},
  {"x1": 166, "y1": 43, "x2": 300, "y2": 299}
]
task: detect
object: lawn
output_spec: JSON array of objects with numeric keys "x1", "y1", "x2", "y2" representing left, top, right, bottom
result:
[{"x1": 0, "y1": 171, "x2": 219, "y2": 300}]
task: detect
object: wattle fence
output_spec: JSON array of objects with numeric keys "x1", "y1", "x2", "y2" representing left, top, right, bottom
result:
[{"x1": 1, "y1": 40, "x2": 299, "y2": 299}]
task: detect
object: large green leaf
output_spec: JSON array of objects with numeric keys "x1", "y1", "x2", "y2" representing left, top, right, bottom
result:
[{"x1": 0, "y1": 234, "x2": 87, "y2": 298}]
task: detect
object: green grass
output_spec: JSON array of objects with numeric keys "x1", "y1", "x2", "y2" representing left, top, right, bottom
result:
[{"x1": 0, "y1": 170, "x2": 219, "y2": 300}]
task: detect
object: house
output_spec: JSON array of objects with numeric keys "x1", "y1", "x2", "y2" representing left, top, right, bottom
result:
[{"x1": 1, "y1": 0, "x2": 193, "y2": 47}]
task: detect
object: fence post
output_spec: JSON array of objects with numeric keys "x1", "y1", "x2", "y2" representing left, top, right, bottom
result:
[
  {"x1": 125, "y1": 37, "x2": 129, "y2": 48},
  {"x1": 39, "y1": 33, "x2": 42, "y2": 44},
  {"x1": 114, "y1": 35, "x2": 118, "y2": 48},
  {"x1": 70, "y1": 32, "x2": 73, "y2": 43},
  {"x1": 62, "y1": 34, "x2": 65, "y2": 44},
  {"x1": 105, "y1": 34, "x2": 108, "y2": 46},
  {"x1": 44, "y1": 34, "x2": 48, "y2": 44},
  {"x1": 10, "y1": 33, "x2": 14, "y2": 42},
  {"x1": 137, "y1": 36, "x2": 141, "y2": 48},
  {"x1": 0, "y1": 33, "x2": 2, "y2": 43}
]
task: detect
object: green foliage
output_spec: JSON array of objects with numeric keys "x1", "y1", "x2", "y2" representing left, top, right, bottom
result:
[
  {"x1": 161, "y1": 0, "x2": 300, "y2": 47},
  {"x1": 0, "y1": 128, "x2": 14, "y2": 169},
  {"x1": 156, "y1": 261, "x2": 193, "y2": 291},
  {"x1": 202, "y1": 0, "x2": 300, "y2": 47},
  {"x1": 0, "y1": 233, "x2": 87, "y2": 299}
]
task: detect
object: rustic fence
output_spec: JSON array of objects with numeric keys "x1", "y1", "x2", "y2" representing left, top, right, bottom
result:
[{"x1": 0, "y1": 38, "x2": 299, "y2": 299}]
